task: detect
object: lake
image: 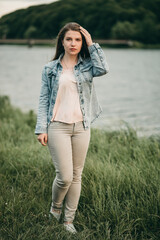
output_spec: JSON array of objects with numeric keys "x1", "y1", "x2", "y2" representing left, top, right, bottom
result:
[{"x1": 0, "y1": 45, "x2": 160, "y2": 137}]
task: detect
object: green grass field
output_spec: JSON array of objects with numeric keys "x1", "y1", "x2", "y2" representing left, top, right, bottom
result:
[{"x1": 0, "y1": 95, "x2": 160, "y2": 240}]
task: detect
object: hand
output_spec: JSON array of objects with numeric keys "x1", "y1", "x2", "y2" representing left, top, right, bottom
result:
[
  {"x1": 37, "y1": 133, "x2": 48, "y2": 146},
  {"x1": 80, "y1": 26, "x2": 93, "y2": 47}
]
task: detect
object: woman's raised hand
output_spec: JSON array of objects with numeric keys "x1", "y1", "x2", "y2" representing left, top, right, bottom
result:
[
  {"x1": 80, "y1": 26, "x2": 93, "y2": 47},
  {"x1": 37, "y1": 133, "x2": 48, "y2": 146}
]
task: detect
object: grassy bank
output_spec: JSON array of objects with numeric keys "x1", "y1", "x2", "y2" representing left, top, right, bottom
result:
[{"x1": 0, "y1": 96, "x2": 160, "y2": 240}]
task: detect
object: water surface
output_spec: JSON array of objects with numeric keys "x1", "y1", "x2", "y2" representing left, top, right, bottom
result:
[{"x1": 0, "y1": 45, "x2": 160, "y2": 137}]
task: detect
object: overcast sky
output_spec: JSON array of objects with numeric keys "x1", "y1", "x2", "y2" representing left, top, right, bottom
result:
[{"x1": 0, "y1": 0, "x2": 58, "y2": 17}]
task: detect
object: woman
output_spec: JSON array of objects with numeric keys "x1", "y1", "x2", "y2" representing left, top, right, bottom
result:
[{"x1": 35, "y1": 22, "x2": 109, "y2": 234}]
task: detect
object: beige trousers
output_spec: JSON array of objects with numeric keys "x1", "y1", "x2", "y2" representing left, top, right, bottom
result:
[{"x1": 47, "y1": 121, "x2": 90, "y2": 222}]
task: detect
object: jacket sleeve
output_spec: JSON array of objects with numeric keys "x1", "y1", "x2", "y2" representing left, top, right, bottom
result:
[
  {"x1": 88, "y1": 43, "x2": 109, "y2": 77},
  {"x1": 35, "y1": 66, "x2": 50, "y2": 135}
]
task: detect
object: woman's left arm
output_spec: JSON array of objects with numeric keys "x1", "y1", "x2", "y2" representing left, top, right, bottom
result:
[{"x1": 80, "y1": 26, "x2": 109, "y2": 77}]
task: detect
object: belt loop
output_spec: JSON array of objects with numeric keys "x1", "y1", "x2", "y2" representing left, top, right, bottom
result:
[{"x1": 72, "y1": 123, "x2": 75, "y2": 134}]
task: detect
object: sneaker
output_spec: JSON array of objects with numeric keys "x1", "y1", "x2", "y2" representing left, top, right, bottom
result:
[
  {"x1": 49, "y1": 207, "x2": 61, "y2": 222},
  {"x1": 63, "y1": 223, "x2": 77, "y2": 234}
]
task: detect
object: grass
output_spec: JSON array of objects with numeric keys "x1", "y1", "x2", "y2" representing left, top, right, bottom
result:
[{"x1": 0, "y1": 95, "x2": 160, "y2": 240}]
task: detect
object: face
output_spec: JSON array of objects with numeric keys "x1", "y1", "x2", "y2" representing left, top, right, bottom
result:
[{"x1": 62, "y1": 30, "x2": 82, "y2": 56}]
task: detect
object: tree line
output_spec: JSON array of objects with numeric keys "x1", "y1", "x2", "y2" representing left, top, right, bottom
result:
[{"x1": 0, "y1": 0, "x2": 160, "y2": 44}]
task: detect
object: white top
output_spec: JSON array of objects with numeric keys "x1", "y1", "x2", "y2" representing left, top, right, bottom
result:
[{"x1": 51, "y1": 69, "x2": 83, "y2": 123}]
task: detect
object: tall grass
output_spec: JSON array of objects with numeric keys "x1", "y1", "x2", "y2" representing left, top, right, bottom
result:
[{"x1": 0, "y1": 95, "x2": 160, "y2": 240}]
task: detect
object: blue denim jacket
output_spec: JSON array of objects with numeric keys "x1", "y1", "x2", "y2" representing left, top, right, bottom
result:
[{"x1": 35, "y1": 43, "x2": 109, "y2": 134}]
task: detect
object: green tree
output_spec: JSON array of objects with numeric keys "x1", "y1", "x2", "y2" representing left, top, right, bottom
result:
[
  {"x1": 111, "y1": 21, "x2": 136, "y2": 39},
  {"x1": 0, "y1": 0, "x2": 160, "y2": 43},
  {"x1": 0, "y1": 24, "x2": 9, "y2": 39},
  {"x1": 134, "y1": 12, "x2": 159, "y2": 43},
  {"x1": 24, "y1": 26, "x2": 37, "y2": 39}
]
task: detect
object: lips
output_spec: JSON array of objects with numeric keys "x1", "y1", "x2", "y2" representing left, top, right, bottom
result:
[{"x1": 70, "y1": 48, "x2": 77, "y2": 51}]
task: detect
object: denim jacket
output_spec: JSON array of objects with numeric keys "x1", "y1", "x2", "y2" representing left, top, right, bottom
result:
[{"x1": 35, "y1": 43, "x2": 109, "y2": 134}]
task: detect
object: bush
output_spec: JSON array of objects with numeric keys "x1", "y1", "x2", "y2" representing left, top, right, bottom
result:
[{"x1": 111, "y1": 21, "x2": 136, "y2": 40}]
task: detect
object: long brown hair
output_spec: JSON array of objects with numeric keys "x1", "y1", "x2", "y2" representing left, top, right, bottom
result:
[{"x1": 52, "y1": 22, "x2": 90, "y2": 61}]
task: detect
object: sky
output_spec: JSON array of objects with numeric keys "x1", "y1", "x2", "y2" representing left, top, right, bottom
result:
[{"x1": 0, "y1": 0, "x2": 58, "y2": 17}]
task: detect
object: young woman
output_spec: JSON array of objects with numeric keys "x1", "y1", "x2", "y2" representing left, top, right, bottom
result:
[{"x1": 35, "y1": 22, "x2": 109, "y2": 234}]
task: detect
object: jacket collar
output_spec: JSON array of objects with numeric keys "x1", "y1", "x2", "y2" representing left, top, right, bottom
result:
[
  {"x1": 57, "y1": 52, "x2": 83, "y2": 66},
  {"x1": 47, "y1": 52, "x2": 83, "y2": 78}
]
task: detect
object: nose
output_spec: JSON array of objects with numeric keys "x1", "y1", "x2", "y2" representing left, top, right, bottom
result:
[{"x1": 71, "y1": 40, "x2": 76, "y2": 46}]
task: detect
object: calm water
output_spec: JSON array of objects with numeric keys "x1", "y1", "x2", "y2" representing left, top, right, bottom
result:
[{"x1": 0, "y1": 45, "x2": 160, "y2": 137}]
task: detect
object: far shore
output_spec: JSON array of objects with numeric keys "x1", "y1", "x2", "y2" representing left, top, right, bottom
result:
[{"x1": 0, "y1": 39, "x2": 160, "y2": 49}]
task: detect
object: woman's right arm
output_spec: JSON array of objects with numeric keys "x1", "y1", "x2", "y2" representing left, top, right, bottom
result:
[
  {"x1": 35, "y1": 66, "x2": 50, "y2": 136},
  {"x1": 37, "y1": 133, "x2": 48, "y2": 146},
  {"x1": 80, "y1": 26, "x2": 109, "y2": 77}
]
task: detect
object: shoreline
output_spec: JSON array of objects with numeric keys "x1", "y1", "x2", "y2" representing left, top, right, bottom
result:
[
  {"x1": 0, "y1": 39, "x2": 160, "y2": 49},
  {"x1": 0, "y1": 95, "x2": 159, "y2": 139}
]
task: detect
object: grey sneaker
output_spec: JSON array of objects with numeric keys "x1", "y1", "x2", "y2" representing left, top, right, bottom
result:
[
  {"x1": 63, "y1": 223, "x2": 77, "y2": 234},
  {"x1": 49, "y1": 207, "x2": 61, "y2": 222}
]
